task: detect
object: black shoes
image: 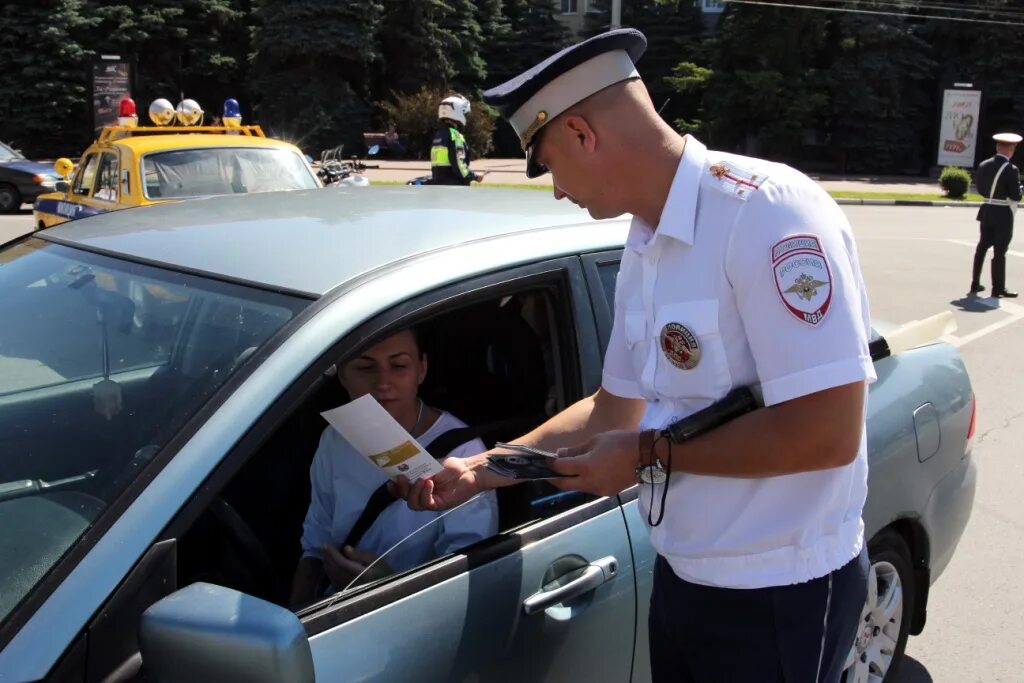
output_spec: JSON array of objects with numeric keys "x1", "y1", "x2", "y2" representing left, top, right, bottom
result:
[
  {"x1": 970, "y1": 283, "x2": 986, "y2": 293},
  {"x1": 993, "y1": 289, "x2": 1019, "y2": 298}
]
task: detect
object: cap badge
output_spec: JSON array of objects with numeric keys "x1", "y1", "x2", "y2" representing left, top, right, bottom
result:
[
  {"x1": 520, "y1": 110, "x2": 549, "y2": 151},
  {"x1": 660, "y1": 323, "x2": 700, "y2": 370},
  {"x1": 771, "y1": 234, "x2": 833, "y2": 326}
]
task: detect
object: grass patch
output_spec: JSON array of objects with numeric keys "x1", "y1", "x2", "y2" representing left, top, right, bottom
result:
[
  {"x1": 828, "y1": 190, "x2": 984, "y2": 202},
  {"x1": 478, "y1": 182, "x2": 552, "y2": 191},
  {"x1": 370, "y1": 179, "x2": 553, "y2": 190},
  {"x1": 368, "y1": 180, "x2": 988, "y2": 203}
]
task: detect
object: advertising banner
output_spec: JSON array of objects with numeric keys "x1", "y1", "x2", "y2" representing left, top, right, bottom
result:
[
  {"x1": 92, "y1": 58, "x2": 132, "y2": 131},
  {"x1": 937, "y1": 89, "x2": 982, "y2": 167}
]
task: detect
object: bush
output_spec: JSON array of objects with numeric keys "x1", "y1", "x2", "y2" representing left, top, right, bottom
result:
[
  {"x1": 378, "y1": 89, "x2": 497, "y2": 160},
  {"x1": 939, "y1": 166, "x2": 971, "y2": 199}
]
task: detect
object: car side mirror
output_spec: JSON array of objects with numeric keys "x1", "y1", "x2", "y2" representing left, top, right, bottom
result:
[
  {"x1": 55, "y1": 180, "x2": 70, "y2": 193},
  {"x1": 139, "y1": 583, "x2": 315, "y2": 683}
]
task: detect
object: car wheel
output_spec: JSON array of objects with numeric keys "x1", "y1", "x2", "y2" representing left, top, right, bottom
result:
[
  {"x1": 842, "y1": 530, "x2": 915, "y2": 683},
  {"x1": 0, "y1": 184, "x2": 21, "y2": 213}
]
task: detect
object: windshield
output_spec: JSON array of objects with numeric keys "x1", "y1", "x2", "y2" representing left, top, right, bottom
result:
[
  {"x1": 0, "y1": 141, "x2": 22, "y2": 162},
  {"x1": 0, "y1": 239, "x2": 309, "y2": 624},
  {"x1": 142, "y1": 147, "x2": 319, "y2": 199}
]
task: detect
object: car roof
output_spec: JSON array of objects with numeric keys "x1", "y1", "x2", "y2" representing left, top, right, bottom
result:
[
  {"x1": 98, "y1": 133, "x2": 304, "y2": 155},
  {"x1": 40, "y1": 187, "x2": 622, "y2": 297}
]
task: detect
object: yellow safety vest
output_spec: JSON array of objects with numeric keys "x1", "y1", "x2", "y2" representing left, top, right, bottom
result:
[{"x1": 431, "y1": 125, "x2": 469, "y2": 178}]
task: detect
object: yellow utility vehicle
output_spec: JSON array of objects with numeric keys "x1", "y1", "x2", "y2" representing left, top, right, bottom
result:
[{"x1": 34, "y1": 97, "x2": 320, "y2": 229}]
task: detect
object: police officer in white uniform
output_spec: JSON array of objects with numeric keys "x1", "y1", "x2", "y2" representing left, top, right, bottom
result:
[
  {"x1": 396, "y1": 29, "x2": 873, "y2": 682},
  {"x1": 972, "y1": 131, "x2": 1023, "y2": 297}
]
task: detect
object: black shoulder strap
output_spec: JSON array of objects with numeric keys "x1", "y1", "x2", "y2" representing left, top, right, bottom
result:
[
  {"x1": 342, "y1": 426, "x2": 480, "y2": 550},
  {"x1": 422, "y1": 426, "x2": 477, "y2": 460}
]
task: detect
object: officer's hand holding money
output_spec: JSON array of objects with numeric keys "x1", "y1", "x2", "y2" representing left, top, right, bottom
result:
[{"x1": 549, "y1": 430, "x2": 641, "y2": 496}]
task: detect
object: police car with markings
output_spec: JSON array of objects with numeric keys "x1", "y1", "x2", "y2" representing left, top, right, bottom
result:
[{"x1": 33, "y1": 97, "x2": 321, "y2": 230}]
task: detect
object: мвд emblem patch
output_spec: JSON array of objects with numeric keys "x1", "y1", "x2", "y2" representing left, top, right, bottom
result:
[
  {"x1": 771, "y1": 234, "x2": 833, "y2": 326},
  {"x1": 660, "y1": 323, "x2": 701, "y2": 369}
]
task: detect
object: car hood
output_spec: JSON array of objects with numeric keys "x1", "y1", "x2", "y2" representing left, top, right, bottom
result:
[{"x1": 0, "y1": 159, "x2": 56, "y2": 175}]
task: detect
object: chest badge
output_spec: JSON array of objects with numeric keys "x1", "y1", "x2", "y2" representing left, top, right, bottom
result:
[
  {"x1": 771, "y1": 234, "x2": 833, "y2": 326},
  {"x1": 660, "y1": 323, "x2": 701, "y2": 370}
]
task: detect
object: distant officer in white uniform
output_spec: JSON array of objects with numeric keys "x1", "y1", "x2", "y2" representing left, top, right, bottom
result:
[{"x1": 396, "y1": 29, "x2": 874, "y2": 682}]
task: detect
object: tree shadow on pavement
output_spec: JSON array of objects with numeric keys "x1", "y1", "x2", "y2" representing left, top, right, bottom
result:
[
  {"x1": 894, "y1": 655, "x2": 934, "y2": 682},
  {"x1": 950, "y1": 294, "x2": 1002, "y2": 313}
]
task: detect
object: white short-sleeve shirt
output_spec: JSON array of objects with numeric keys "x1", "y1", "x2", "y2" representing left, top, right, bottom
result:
[
  {"x1": 603, "y1": 136, "x2": 875, "y2": 589},
  {"x1": 300, "y1": 411, "x2": 498, "y2": 576}
]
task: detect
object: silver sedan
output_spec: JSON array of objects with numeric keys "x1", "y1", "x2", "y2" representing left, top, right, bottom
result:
[{"x1": 0, "y1": 188, "x2": 975, "y2": 682}]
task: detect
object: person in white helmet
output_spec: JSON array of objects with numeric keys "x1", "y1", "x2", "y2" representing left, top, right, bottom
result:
[{"x1": 430, "y1": 95, "x2": 483, "y2": 186}]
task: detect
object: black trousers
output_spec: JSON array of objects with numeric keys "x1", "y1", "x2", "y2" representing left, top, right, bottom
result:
[
  {"x1": 649, "y1": 549, "x2": 869, "y2": 683},
  {"x1": 973, "y1": 219, "x2": 1014, "y2": 291}
]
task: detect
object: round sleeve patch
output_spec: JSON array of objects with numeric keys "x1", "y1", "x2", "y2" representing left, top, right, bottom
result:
[{"x1": 771, "y1": 234, "x2": 833, "y2": 326}]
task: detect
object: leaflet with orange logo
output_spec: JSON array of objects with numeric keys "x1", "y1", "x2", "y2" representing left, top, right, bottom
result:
[{"x1": 321, "y1": 394, "x2": 443, "y2": 481}]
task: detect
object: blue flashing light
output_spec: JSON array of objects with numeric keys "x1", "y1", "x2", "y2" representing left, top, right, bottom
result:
[{"x1": 223, "y1": 98, "x2": 241, "y2": 119}]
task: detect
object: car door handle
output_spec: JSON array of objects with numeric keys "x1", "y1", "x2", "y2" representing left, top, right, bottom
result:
[{"x1": 522, "y1": 555, "x2": 618, "y2": 615}]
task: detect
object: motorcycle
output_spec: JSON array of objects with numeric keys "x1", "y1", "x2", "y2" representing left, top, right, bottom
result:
[
  {"x1": 316, "y1": 144, "x2": 380, "y2": 188},
  {"x1": 406, "y1": 169, "x2": 490, "y2": 186}
]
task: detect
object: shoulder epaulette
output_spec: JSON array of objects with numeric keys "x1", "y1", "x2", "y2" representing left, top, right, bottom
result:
[{"x1": 708, "y1": 161, "x2": 767, "y2": 201}]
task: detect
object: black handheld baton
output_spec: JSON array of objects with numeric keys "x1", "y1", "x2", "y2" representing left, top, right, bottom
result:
[
  {"x1": 662, "y1": 386, "x2": 759, "y2": 444},
  {"x1": 660, "y1": 311, "x2": 955, "y2": 443}
]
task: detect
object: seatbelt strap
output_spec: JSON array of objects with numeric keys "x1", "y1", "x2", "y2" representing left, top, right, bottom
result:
[{"x1": 343, "y1": 426, "x2": 479, "y2": 549}]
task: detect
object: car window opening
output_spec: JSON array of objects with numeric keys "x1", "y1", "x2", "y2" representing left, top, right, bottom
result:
[{"x1": 174, "y1": 284, "x2": 593, "y2": 613}]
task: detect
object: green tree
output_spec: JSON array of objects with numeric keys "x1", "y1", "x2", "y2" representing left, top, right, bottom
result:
[
  {"x1": 376, "y1": 0, "x2": 455, "y2": 97},
  {"x1": 665, "y1": 61, "x2": 712, "y2": 137},
  {"x1": 482, "y1": 0, "x2": 569, "y2": 155},
  {"x1": 485, "y1": 0, "x2": 569, "y2": 86},
  {"x1": 825, "y1": 10, "x2": 936, "y2": 173},
  {"x1": 84, "y1": 0, "x2": 250, "y2": 116},
  {"x1": 379, "y1": 88, "x2": 496, "y2": 159},
  {"x1": 919, "y1": 2, "x2": 1024, "y2": 166},
  {"x1": 0, "y1": 0, "x2": 96, "y2": 157},
  {"x1": 701, "y1": 4, "x2": 829, "y2": 161},
  {"x1": 250, "y1": 0, "x2": 382, "y2": 155},
  {"x1": 440, "y1": 0, "x2": 487, "y2": 96},
  {"x1": 592, "y1": 0, "x2": 708, "y2": 131}
]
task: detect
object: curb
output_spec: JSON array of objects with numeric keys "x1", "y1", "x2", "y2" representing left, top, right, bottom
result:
[{"x1": 833, "y1": 198, "x2": 984, "y2": 208}]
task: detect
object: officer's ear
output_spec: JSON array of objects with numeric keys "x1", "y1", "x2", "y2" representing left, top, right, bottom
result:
[{"x1": 563, "y1": 115, "x2": 597, "y2": 154}]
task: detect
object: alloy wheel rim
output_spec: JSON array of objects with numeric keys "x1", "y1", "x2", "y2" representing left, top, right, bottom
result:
[{"x1": 842, "y1": 560, "x2": 903, "y2": 683}]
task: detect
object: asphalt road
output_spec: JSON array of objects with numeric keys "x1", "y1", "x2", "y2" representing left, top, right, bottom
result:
[
  {"x1": 0, "y1": 203, "x2": 1020, "y2": 680},
  {"x1": 847, "y1": 205, "x2": 1022, "y2": 683},
  {"x1": 0, "y1": 207, "x2": 34, "y2": 244}
]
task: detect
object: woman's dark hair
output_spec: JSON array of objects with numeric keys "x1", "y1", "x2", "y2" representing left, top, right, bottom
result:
[{"x1": 406, "y1": 324, "x2": 425, "y2": 358}]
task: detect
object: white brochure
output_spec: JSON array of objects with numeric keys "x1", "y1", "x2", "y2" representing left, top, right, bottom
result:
[{"x1": 321, "y1": 394, "x2": 443, "y2": 481}]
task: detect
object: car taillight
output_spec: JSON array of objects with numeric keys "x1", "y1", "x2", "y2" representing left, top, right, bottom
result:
[
  {"x1": 32, "y1": 174, "x2": 44, "y2": 184},
  {"x1": 965, "y1": 394, "x2": 976, "y2": 458}
]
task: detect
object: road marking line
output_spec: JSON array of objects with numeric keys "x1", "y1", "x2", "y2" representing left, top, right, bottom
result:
[
  {"x1": 944, "y1": 308, "x2": 1024, "y2": 348},
  {"x1": 856, "y1": 236, "x2": 1024, "y2": 259},
  {"x1": 945, "y1": 238, "x2": 1024, "y2": 259}
]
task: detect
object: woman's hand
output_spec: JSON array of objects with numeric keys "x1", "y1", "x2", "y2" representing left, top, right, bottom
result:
[
  {"x1": 321, "y1": 544, "x2": 394, "y2": 590},
  {"x1": 549, "y1": 430, "x2": 640, "y2": 497},
  {"x1": 389, "y1": 454, "x2": 486, "y2": 511}
]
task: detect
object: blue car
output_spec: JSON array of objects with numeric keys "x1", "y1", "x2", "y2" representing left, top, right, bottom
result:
[
  {"x1": 0, "y1": 141, "x2": 59, "y2": 213},
  {"x1": 0, "y1": 188, "x2": 975, "y2": 682}
]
